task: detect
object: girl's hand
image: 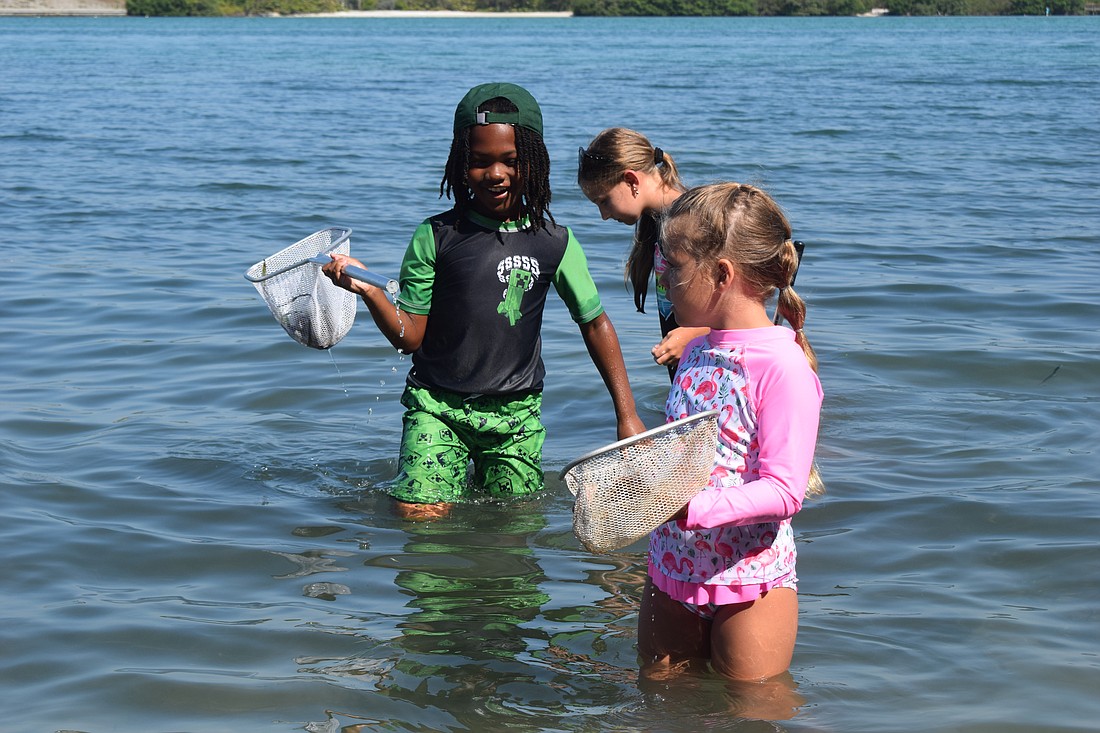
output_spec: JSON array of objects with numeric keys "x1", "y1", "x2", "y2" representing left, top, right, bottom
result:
[{"x1": 651, "y1": 327, "x2": 709, "y2": 367}]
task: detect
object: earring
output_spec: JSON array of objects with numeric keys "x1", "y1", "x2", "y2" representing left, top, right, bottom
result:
[{"x1": 631, "y1": 184, "x2": 639, "y2": 198}]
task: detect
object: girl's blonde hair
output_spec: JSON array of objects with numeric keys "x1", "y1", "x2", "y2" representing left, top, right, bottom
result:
[
  {"x1": 577, "y1": 127, "x2": 685, "y2": 313},
  {"x1": 663, "y1": 182, "x2": 824, "y2": 496}
]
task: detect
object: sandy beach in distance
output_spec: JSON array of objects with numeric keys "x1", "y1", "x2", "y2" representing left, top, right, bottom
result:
[
  {"x1": 0, "y1": 0, "x2": 125, "y2": 14},
  {"x1": 295, "y1": 9, "x2": 573, "y2": 16}
]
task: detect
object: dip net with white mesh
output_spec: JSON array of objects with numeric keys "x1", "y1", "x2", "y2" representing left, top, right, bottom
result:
[
  {"x1": 244, "y1": 227, "x2": 358, "y2": 350},
  {"x1": 560, "y1": 410, "x2": 719, "y2": 554}
]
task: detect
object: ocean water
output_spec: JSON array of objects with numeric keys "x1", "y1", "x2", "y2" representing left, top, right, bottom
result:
[{"x1": 1, "y1": 14, "x2": 1098, "y2": 733}]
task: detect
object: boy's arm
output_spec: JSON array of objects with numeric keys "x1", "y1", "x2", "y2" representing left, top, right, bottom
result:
[
  {"x1": 322, "y1": 253, "x2": 426, "y2": 352},
  {"x1": 553, "y1": 228, "x2": 644, "y2": 439},
  {"x1": 579, "y1": 313, "x2": 645, "y2": 440},
  {"x1": 362, "y1": 279, "x2": 427, "y2": 353},
  {"x1": 322, "y1": 220, "x2": 436, "y2": 354}
]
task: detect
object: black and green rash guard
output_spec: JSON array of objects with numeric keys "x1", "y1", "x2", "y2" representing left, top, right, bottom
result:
[{"x1": 395, "y1": 209, "x2": 605, "y2": 396}]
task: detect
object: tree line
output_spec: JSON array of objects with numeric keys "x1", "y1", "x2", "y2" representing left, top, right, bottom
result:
[
  {"x1": 127, "y1": 0, "x2": 1087, "y2": 17},
  {"x1": 571, "y1": 0, "x2": 1084, "y2": 13}
]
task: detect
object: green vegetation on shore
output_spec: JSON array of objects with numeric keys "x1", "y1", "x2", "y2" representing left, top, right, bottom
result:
[
  {"x1": 579, "y1": 0, "x2": 1084, "y2": 12},
  {"x1": 125, "y1": 0, "x2": 569, "y2": 15},
  {"x1": 125, "y1": 0, "x2": 1088, "y2": 17},
  {"x1": 127, "y1": 0, "x2": 340, "y2": 14},
  {"x1": 575, "y1": 0, "x2": 1084, "y2": 13}
]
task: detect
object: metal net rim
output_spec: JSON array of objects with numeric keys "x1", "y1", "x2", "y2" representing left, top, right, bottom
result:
[
  {"x1": 558, "y1": 409, "x2": 720, "y2": 487},
  {"x1": 243, "y1": 227, "x2": 357, "y2": 350},
  {"x1": 244, "y1": 226, "x2": 353, "y2": 283}
]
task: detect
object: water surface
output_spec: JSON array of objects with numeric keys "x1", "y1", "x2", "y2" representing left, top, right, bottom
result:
[{"x1": 1, "y1": 15, "x2": 1098, "y2": 733}]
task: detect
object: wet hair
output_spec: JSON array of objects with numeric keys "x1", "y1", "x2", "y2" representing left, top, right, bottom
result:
[
  {"x1": 440, "y1": 96, "x2": 554, "y2": 231},
  {"x1": 577, "y1": 127, "x2": 685, "y2": 313},
  {"x1": 663, "y1": 182, "x2": 824, "y2": 496}
]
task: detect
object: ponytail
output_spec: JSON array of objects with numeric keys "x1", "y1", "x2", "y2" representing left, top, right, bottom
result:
[
  {"x1": 579, "y1": 128, "x2": 686, "y2": 312},
  {"x1": 773, "y1": 239, "x2": 823, "y2": 497},
  {"x1": 773, "y1": 239, "x2": 818, "y2": 374}
]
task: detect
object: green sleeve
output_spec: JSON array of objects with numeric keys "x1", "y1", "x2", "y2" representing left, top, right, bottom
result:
[
  {"x1": 395, "y1": 219, "x2": 436, "y2": 316},
  {"x1": 553, "y1": 228, "x2": 605, "y2": 324}
]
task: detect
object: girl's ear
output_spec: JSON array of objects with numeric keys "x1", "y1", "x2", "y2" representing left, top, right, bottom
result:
[
  {"x1": 621, "y1": 170, "x2": 642, "y2": 188},
  {"x1": 714, "y1": 258, "x2": 737, "y2": 290}
]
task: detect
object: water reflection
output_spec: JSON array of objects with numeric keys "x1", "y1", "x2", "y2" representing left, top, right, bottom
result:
[
  {"x1": 638, "y1": 669, "x2": 806, "y2": 724},
  {"x1": 390, "y1": 504, "x2": 551, "y2": 662},
  {"x1": 355, "y1": 500, "x2": 563, "y2": 726},
  {"x1": 297, "y1": 493, "x2": 807, "y2": 731}
]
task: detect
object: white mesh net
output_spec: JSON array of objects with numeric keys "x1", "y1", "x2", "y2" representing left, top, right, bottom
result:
[
  {"x1": 245, "y1": 228, "x2": 358, "y2": 350},
  {"x1": 560, "y1": 410, "x2": 719, "y2": 554}
]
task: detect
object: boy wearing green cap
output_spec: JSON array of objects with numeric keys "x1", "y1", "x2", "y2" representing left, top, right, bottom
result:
[{"x1": 324, "y1": 82, "x2": 644, "y2": 520}]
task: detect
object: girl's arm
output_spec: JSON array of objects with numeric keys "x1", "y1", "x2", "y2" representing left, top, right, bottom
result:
[
  {"x1": 578, "y1": 313, "x2": 646, "y2": 440},
  {"x1": 685, "y1": 359, "x2": 822, "y2": 529},
  {"x1": 322, "y1": 254, "x2": 426, "y2": 353}
]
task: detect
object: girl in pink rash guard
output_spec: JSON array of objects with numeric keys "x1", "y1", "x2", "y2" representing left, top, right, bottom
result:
[{"x1": 638, "y1": 182, "x2": 824, "y2": 684}]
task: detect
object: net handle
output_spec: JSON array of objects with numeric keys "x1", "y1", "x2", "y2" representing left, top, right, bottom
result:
[
  {"x1": 243, "y1": 248, "x2": 399, "y2": 297},
  {"x1": 305, "y1": 256, "x2": 400, "y2": 296},
  {"x1": 242, "y1": 226, "x2": 398, "y2": 295},
  {"x1": 558, "y1": 409, "x2": 720, "y2": 480}
]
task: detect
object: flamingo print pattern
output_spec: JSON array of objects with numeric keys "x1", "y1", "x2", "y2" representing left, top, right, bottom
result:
[{"x1": 649, "y1": 339, "x2": 797, "y2": 588}]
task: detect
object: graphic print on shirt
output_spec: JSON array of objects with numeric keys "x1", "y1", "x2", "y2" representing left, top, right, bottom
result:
[{"x1": 496, "y1": 254, "x2": 540, "y2": 326}]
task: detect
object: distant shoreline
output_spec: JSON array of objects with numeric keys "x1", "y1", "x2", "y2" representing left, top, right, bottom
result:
[
  {"x1": 0, "y1": 3, "x2": 574, "y2": 15},
  {"x1": 293, "y1": 9, "x2": 573, "y2": 17},
  {"x1": 0, "y1": 0, "x2": 125, "y2": 14}
]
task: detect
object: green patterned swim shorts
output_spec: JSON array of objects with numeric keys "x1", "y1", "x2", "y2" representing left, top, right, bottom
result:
[{"x1": 390, "y1": 385, "x2": 546, "y2": 504}]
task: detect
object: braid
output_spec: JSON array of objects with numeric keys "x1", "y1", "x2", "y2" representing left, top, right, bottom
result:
[
  {"x1": 514, "y1": 124, "x2": 554, "y2": 231},
  {"x1": 440, "y1": 133, "x2": 469, "y2": 212},
  {"x1": 774, "y1": 239, "x2": 818, "y2": 374},
  {"x1": 773, "y1": 239, "x2": 823, "y2": 498}
]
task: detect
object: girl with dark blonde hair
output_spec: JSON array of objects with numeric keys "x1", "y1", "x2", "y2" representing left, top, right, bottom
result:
[
  {"x1": 577, "y1": 127, "x2": 708, "y2": 378},
  {"x1": 639, "y1": 182, "x2": 823, "y2": 684}
]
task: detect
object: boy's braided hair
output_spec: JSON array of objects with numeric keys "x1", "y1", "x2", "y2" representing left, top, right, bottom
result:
[{"x1": 440, "y1": 96, "x2": 555, "y2": 231}]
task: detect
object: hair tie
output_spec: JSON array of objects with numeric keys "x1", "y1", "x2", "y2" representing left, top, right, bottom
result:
[{"x1": 653, "y1": 147, "x2": 665, "y2": 166}]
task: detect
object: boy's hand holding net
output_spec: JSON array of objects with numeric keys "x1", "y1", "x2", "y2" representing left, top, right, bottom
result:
[{"x1": 245, "y1": 227, "x2": 398, "y2": 350}]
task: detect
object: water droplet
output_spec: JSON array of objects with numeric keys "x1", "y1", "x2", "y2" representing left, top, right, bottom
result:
[
  {"x1": 328, "y1": 350, "x2": 349, "y2": 394},
  {"x1": 394, "y1": 301, "x2": 405, "y2": 339}
]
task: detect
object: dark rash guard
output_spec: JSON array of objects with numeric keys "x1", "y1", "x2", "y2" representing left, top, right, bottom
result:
[{"x1": 395, "y1": 209, "x2": 604, "y2": 396}]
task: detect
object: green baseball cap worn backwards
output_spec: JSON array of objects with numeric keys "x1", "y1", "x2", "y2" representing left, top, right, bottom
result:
[{"x1": 453, "y1": 82, "x2": 543, "y2": 138}]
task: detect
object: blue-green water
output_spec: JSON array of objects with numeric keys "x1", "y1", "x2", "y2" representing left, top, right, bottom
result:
[{"x1": 1, "y1": 14, "x2": 1098, "y2": 733}]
